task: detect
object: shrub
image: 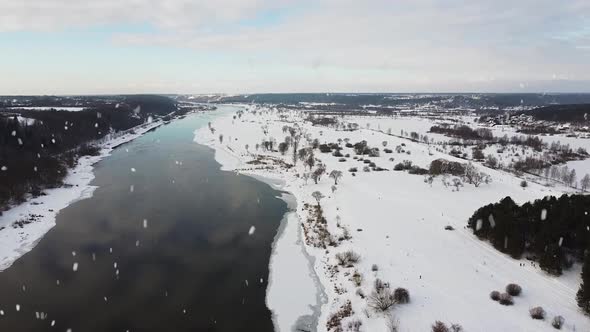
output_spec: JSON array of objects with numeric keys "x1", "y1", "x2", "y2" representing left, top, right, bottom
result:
[
  {"x1": 352, "y1": 270, "x2": 362, "y2": 286},
  {"x1": 408, "y1": 166, "x2": 429, "y2": 175},
  {"x1": 429, "y1": 158, "x2": 465, "y2": 176},
  {"x1": 551, "y1": 315, "x2": 564, "y2": 329},
  {"x1": 368, "y1": 287, "x2": 395, "y2": 312},
  {"x1": 371, "y1": 264, "x2": 378, "y2": 271},
  {"x1": 373, "y1": 278, "x2": 390, "y2": 293},
  {"x1": 499, "y1": 293, "x2": 513, "y2": 305},
  {"x1": 432, "y1": 321, "x2": 449, "y2": 332},
  {"x1": 339, "y1": 158, "x2": 346, "y2": 162},
  {"x1": 490, "y1": 290, "x2": 501, "y2": 301},
  {"x1": 319, "y1": 144, "x2": 332, "y2": 153},
  {"x1": 393, "y1": 288, "x2": 410, "y2": 304},
  {"x1": 347, "y1": 319, "x2": 362, "y2": 332},
  {"x1": 450, "y1": 324, "x2": 463, "y2": 332},
  {"x1": 472, "y1": 148, "x2": 485, "y2": 160},
  {"x1": 529, "y1": 306, "x2": 545, "y2": 320},
  {"x1": 333, "y1": 151, "x2": 344, "y2": 157},
  {"x1": 348, "y1": 167, "x2": 358, "y2": 173},
  {"x1": 393, "y1": 163, "x2": 405, "y2": 171},
  {"x1": 506, "y1": 283, "x2": 522, "y2": 296},
  {"x1": 335, "y1": 250, "x2": 360, "y2": 267}
]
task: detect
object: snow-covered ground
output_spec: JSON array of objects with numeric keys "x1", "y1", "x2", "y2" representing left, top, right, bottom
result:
[
  {"x1": 347, "y1": 115, "x2": 590, "y2": 186},
  {"x1": 0, "y1": 121, "x2": 163, "y2": 271},
  {"x1": 195, "y1": 106, "x2": 590, "y2": 332}
]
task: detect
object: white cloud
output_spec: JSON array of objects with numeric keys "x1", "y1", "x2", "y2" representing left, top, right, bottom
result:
[{"x1": 1, "y1": 0, "x2": 589, "y2": 93}]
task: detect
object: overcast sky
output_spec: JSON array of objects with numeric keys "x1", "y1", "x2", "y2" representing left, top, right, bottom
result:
[{"x1": 1, "y1": 0, "x2": 589, "y2": 95}]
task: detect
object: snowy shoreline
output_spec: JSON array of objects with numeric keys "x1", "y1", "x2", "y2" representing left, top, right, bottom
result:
[
  {"x1": 0, "y1": 121, "x2": 163, "y2": 272},
  {"x1": 194, "y1": 124, "x2": 325, "y2": 332}
]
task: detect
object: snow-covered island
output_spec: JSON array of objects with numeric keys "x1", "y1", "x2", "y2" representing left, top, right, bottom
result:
[{"x1": 195, "y1": 104, "x2": 590, "y2": 332}]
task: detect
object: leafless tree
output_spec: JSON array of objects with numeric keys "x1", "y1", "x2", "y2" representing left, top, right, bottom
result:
[
  {"x1": 329, "y1": 170, "x2": 343, "y2": 185},
  {"x1": 581, "y1": 174, "x2": 590, "y2": 192},
  {"x1": 311, "y1": 191, "x2": 324, "y2": 206}
]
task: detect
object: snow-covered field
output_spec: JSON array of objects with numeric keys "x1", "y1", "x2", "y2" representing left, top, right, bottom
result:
[
  {"x1": 0, "y1": 121, "x2": 163, "y2": 271},
  {"x1": 348, "y1": 115, "x2": 590, "y2": 186},
  {"x1": 195, "y1": 106, "x2": 590, "y2": 332}
]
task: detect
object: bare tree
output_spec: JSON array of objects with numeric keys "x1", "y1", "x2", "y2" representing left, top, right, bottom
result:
[
  {"x1": 292, "y1": 136, "x2": 300, "y2": 165},
  {"x1": 329, "y1": 170, "x2": 343, "y2": 185},
  {"x1": 311, "y1": 191, "x2": 324, "y2": 206},
  {"x1": 463, "y1": 163, "x2": 490, "y2": 187},
  {"x1": 302, "y1": 173, "x2": 310, "y2": 184},
  {"x1": 581, "y1": 174, "x2": 590, "y2": 192}
]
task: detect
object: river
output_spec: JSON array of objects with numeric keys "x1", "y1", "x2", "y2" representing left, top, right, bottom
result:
[{"x1": 0, "y1": 105, "x2": 286, "y2": 331}]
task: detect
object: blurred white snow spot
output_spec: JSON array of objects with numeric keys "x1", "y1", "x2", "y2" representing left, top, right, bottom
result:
[
  {"x1": 475, "y1": 219, "x2": 483, "y2": 231},
  {"x1": 16, "y1": 304, "x2": 20, "y2": 311},
  {"x1": 143, "y1": 219, "x2": 148, "y2": 228},
  {"x1": 72, "y1": 251, "x2": 76, "y2": 257},
  {"x1": 245, "y1": 280, "x2": 249, "y2": 286},
  {"x1": 1, "y1": 166, "x2": 7, "y2": 171},
  {"x1": 488, "y1": 214, "x2": 496, "y2": 228},
  {"x1": 541, "y1": 209, "x2": 547, "y2": 221},
  {"x1": 248, "y1": 226, "x2": 256, "y2": 235},
  {"x1": 51, "y1": 320, "x2": 55, "y2": 326},
  {"x1": 130, "y1": 185, "x2": 134, "y2": 193},
  {"x1": 11, "y1": 130, "x2": 16, "y2": 136},
  {"x1": 135, "y1": 240, "x2": 140, "y2": 247},
  {"x1": 72, "y1": 262, "x2": 79, "y2": 272},
  {"x1": 131, "y1": 168, "x2": 136, "y2": 172},
  {"x1": 18, "y1": 138, "x2": 23, "y2": 145}
]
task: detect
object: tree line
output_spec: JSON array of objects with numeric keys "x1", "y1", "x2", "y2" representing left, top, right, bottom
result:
[
  {"x1": 467, "y1": 194, "x2": 590, "y2": 313},
  {"x1": 0, "y1": 95, "x2": 177, "y2": 212}
]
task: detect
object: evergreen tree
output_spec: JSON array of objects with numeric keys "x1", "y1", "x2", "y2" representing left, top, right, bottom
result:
[{"x1": 577, "y1": 252, "x2": 590, "y2": 314}]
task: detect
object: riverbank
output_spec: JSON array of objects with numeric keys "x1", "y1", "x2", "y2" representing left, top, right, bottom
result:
[
  {"x1": 0, "y1": 121, "x2": 163, "y2": 271},
  {"x1": 194, "y1": 106, "x2": 590, "y2": 332}
]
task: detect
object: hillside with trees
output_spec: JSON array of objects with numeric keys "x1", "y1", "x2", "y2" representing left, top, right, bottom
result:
[
  {"x1": 0, "y1": 95, "x2": 177, "y2": 212},
  {"x1": 467, "y1": 194, "x2": 590, "y2": 313},
  {"x1": 519, "y1": 104, "x2": 590, "y2": 123}
]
